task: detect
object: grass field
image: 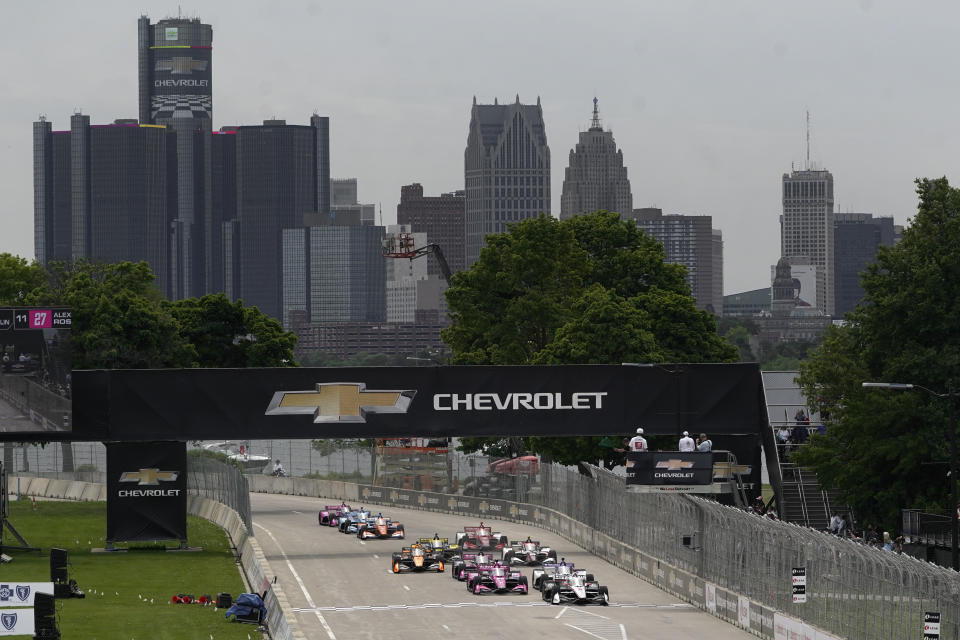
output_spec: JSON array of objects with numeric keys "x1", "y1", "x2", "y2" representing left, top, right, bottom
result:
[{"x1": 2, "y1": 499, "x2": 260, "y2": 639}]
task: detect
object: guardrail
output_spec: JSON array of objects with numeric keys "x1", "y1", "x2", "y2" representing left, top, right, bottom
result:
[{"x1": 249, "y1": 463, "x2": 960, "y2": 640}]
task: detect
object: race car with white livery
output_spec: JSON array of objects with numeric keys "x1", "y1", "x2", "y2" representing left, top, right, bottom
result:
[{"x1": 502, "y1": 537, "x2": 557, "y2": 566}]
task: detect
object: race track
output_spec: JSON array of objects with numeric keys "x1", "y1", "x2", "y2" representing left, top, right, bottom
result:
[{"x1": 251, "y1": 493, "x2": 755, "y2": 640}]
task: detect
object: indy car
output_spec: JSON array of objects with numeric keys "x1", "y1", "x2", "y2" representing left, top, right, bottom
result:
[
  {"x1": 338, "y1": 508, "x2": 372, "y2": 534},
  {"x1": 418, "y1": 535, "x2": 461, "y2": 562},
  {"x1": 455, "y1": 522, "x2": 508, "y2": 551},
  {"x1": 357, "y1": 513, "x2": 405, "y2": 540},
  {"x1": 451, "y1": 551, "x2": 497, "y2": 581},
  {"x1": 502, "y1": 538, "x2": 557, "y2": 566},
  {"x1": 319, "y1": 503, "x2": 351, "y2": 527},
  {"x1": 465, "y1": 563, "x2": 529, "y2": 595},
  {"x1": 391, "y1": 542, "x2": 445, "y2": 573},
  {"x1": 532, "y1": 560, "x2": 578, "y2": 591},
  {"x1": 540, "y1": 571, "x2": 609, "y2": 605}
]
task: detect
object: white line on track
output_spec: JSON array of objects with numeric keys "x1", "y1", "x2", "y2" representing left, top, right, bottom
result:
[
  {"x1": 373, "y1": 554, "x2": 379, "y2": 559},
  {"x1": 571, "y1": 607, "x2": 610, "y2": 620},
  {"x1": 442, "y1": 624, "x2": 450, "y2": 631},
  {"x1": 292, "y1": 510, "x2": 302, "y2": 514},
  {"x1": 254, "y1": 522, "x2": 337, "y2": 640},
  {"x1": 554, "y1": 606, "x2": 568, "y2": 619},
  {"x1": 403, "y1": 585, "x2": 411, "y2": 591},
  {"x1": 565, "y1": 623, "x2": 609, "y2": 640},
  {"x1": 620, "y1": 623, "x2": 628, "y2": 640}
]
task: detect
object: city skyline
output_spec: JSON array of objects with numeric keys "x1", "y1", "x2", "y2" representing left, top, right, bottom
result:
[{"x1": 3, "y1": 1, "x2": 957, "y2": 294}]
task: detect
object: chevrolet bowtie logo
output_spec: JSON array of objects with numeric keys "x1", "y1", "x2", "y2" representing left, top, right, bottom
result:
[
  {"x1": 155, "y1": 57, "x2": 208, "y2": 74},
  {"x1": 265, "y1": 382, "x2": 415, "y2": 423},
  {"x1": 655, "y1": 459, "x2": 695, "y2": 471},
  {"x1": 119, "y1": 468, "x2": 179, "y2": 485}
]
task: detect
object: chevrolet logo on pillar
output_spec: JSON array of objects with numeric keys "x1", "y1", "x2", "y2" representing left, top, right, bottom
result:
[{"x1": 265, "y1": 383, "x2": 415, "y2": 423}]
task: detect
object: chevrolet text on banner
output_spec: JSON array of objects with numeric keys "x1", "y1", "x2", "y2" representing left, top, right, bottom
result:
[
  {"x1": 106, "y1": 441, "x2": 187, "y2": 543},
  {"x1": 0, "y1": 583, "x2": 52, "y2": 607},
  {"x1": 625, "y1": 451, "x2": 714, "y2": 486}
]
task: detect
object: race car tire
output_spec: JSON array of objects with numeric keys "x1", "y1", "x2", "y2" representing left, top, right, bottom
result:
[
  {"x1": 467, "y1": 577, "x2": 476, "y2": 593},
  {"x1": 503, "y1": 549, "x2": 514, "y2": 563},
  {"x1": 599, "y1": 586, "x2": 609, "y2": 605},
  {"x1": 397, "y1": 525, "x2": 405, "y2": 538},
  {"x1": 547, "y1": 550, "x2": 557, "y2": 561},
  {"x1": 586, "y1": 574, "x2": 595, "y2": 582},
  {"x1": 518, "y1": 576, "x2": 528, "y2": 593},
  {"x1": 541, "y1": 580, "x2": 555, "y2": 595},
  {"x1": 357, "y1": 525, "x2": 366, "y2": 539},
  {"x1": 452, "y1": 562, "x2": 463, "y2": 580},
  {"x1": 499, "y1": 535, "x2": 508, "y2": 546},
  {"x1": 318, "y1": 513, "x2": 323, "y2": 526}
]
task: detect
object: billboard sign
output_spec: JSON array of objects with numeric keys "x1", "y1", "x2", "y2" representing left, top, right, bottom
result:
[
  {"x1": 0, "y1": 583, "x2": 53, "y2": 607},
  {"x1": 150, "y1": 47, "x2": 211, "y2": 120},
  {"x1": 106, "y1": 442, "x2": 187, "y2": 543},
  {"x1": 625, "y1": 452, "x2": 714, "y2": 486},
  {"x1": 0, "y1": 307, "x2": 71, "y2": 434}
]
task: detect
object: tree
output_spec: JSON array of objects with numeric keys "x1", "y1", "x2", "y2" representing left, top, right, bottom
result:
[
  {"x1": 795, "y1": 177, "x2": 960, "y2": 530},
  {"x1": 0, "y1": 254, "x2": 47, "y2": 305},
  {"x1": 30, "y1": 260, "x2": 195, "y2": 369},
  {"x1": 443, "y1": 211, "x2": 737, "y2": 467},
  {"x1": 169, "y1": 294, "x2": 298, "y2": 367}
]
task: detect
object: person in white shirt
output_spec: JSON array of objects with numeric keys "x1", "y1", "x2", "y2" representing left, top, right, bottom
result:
[
  {"x1": 627, "y1": 428, "x2": 648, "y2": 452},
  {"x1": 678, "y1": 431, "x2": 695, "y2": 452}
]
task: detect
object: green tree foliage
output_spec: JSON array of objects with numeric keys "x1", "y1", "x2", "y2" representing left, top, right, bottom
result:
[
  {"x1": 443, "y1": 211, "x2": 737, "y2": 467},
  {"x1": 0, "y1": 253, "x2": 48, "y2": 305},
  {"x1": 169, "y1": 294, "x2": 297, "y2": 367},
  {"x1": 30, "y1": 260, "x2": 195, "y2": 369},
  {"x1": 795, "y1": 178, "x2": 960, "y2": 530}
]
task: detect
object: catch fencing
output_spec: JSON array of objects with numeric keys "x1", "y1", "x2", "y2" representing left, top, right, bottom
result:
[{"x1": 6, "y1": 441, "x2": 960, "y2": 639}]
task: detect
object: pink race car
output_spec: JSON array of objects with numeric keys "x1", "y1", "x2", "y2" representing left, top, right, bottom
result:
[
  {"x1": 318, "y1": 503, "x2": 351, "y2": 527},
  {"x1": 465, "y1": 562, "x2": 529, "y2": 595}
]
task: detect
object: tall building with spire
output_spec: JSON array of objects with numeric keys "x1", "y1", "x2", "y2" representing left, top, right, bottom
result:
[
  {"x1": 781, "y1": 168, "x2": 835, "y2": 315},
  {"x1": 560, "y1": 98, "x2": 632, "y2": 220},
  {"x1": 464, "y1": 95, "x2": 550, "y2": 265}
]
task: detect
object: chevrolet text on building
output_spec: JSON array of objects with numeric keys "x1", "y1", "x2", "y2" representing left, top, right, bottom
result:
[
  {"x1": 154, "y1": 79, "x2": 209, "y2": 87},
  {"x1": 433, "y1": 391, "x2": 607, "y2": 411}
]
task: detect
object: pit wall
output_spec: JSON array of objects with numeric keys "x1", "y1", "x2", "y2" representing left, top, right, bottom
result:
[
  {"x1": 10, "y1": 476, "x2": 306, "y2": 640},
  {"x1": 248, "y1": 475, "x2": 840, "y2": 640}
]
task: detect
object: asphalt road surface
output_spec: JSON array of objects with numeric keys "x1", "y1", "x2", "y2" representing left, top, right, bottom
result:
[
  {"x1": 251, "y1": 493, "x2": 756, "y2": 640},
  {"x1": 0, "y1": 394, "x2": 34, "y2": 432}
]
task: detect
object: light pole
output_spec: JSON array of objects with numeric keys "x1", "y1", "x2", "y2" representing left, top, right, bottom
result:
[{"x1": 863, "y1": 381, "x2": 958, "y2": 570}]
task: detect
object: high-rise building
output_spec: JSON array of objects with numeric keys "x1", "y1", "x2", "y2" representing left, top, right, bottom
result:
[
  {"x1": 833, "y1": 213, "x2": 896, "y2": 317},
  {"x1": 781, "y1": 168, "x2": 835, "y2": 315},
  {"x1": 396, "y1": 183, "x2": 466, "y2": 277},
  {"x1": 281, "y1": 225, "x2": 386, "y2": 326},
  {"x1": 627, "y1": 208, "x2": 723, "y2": 313},
  {"x1": 464, "y1": 96, "x2": 550, "y2": 265},
  {"x1": 331, "y1": 178, "x2": 358, "y2": 207},
  {"x1": 138, "y1": 15, "x2": 213, "y2": 298},
  {"x1": 33, "y1": 116, "x2": 177, "y2": 295},
  {"x1": 234, "y1": 119, "x2": 325, "y2": 321},
  {"x1": 560, "y1": 98, "x2": 632, "y2": 220}
]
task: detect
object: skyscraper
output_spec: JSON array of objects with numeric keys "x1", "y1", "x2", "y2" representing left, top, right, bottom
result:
[
  {"x1": 627, "y1": 208, "x2": 724, "y2": 313},
  {"x1": 464, "y1": 96, "x2": 550, "y2": 265},
  {"x1": 235, "y1": 119, "x2": 324, "y2": 321},
  {"x1": 138, "y1": 15, "x2": 213, "y2": 299},
  {"x1": 33, "y1": 116, "x2": 177, "y2": 295},
  {"x1": 833, "y1": 213, "x2": 896, "y2": 317},
  {"x1": 781, "y1": 168, "x2": 835, "y2": 315},
  {"x1": 396, "y1": 183, "x2": 466, "y2": 277},
  {"x1": 560, "y1": 98, "x2": 632, "y2": 220}
]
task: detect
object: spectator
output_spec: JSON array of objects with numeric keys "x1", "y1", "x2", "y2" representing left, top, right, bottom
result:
[
  {"x1": 627, "y1": 428, "x2": 648, "y2": 452},
  {"x1": 696, "y1": 433, "x2": 712, "y2": 452},
  {"x1": 882, "y1": 532, "x2": 894, "y2": 551},
  {"x1": 794, "y1": 408, "x2": 806, "y2": 424},
  {"x1": 828, "y1": 511, "x2": 841, "y2": 535},
  {"x1": 678, "y1": 430, "x2": 695, "y2": 452},
  {"x1": 894, "y1": 535, "x2": 904, "y2": 554},
  {"x1": 776, "y1": 426, "x2": 791, "y2": 444},
  {"x1": 272, "y1": 459, "x2": 286, "y2": 477},
  {"x1": 791, "y1": 421, "x2": 809, "y2": 446},
  {"x1": 838, "y1": 514, "x2": 849, "y2": 539}
]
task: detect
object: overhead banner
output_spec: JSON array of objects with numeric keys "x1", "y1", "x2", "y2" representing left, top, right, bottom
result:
[
  {"x1": 625, "y1": 451, "x2": 715, "y2": 486},
  {"x1": 106, "y1": 442, "x2": 187, "y2": 543},
  {"x1": 0, "y1": 583, "x2": 52, "y2": 607},
  {"x1": 0, "y1": 307, "x2": 72, "y2": 434}
]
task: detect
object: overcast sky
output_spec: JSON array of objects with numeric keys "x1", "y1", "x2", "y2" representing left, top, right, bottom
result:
[{"x1": 2, "y1": 0, "x2": 957, "y2": 294}]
